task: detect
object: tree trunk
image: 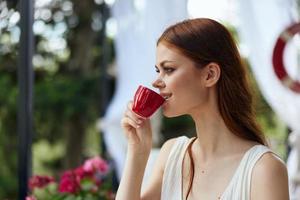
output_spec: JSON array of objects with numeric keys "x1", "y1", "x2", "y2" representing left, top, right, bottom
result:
[
  {"x1": 63, "y1": 1, "x2": 99, "y2": 168},
  {"x1": 64, "y1": 116, "x2": 85, "y2": 168}
]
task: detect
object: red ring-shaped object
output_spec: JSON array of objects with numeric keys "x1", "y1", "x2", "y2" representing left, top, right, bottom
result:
[{"x1": 272, "y1": 22, "x2": 300, "y2": 93}]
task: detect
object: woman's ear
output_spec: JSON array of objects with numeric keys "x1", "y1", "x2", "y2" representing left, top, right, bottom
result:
[{"x1": 204, "y1": 62, "x2": 221, "y2": 87}]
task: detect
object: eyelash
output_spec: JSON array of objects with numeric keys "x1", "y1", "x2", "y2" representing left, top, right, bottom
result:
[{"x1": 155, "y1": 67, "x2": 175, "y2": 74}]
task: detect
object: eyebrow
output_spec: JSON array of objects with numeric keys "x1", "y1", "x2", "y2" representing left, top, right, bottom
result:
[{"x1": 155, "y1": 60, "x2": 176, "y2": 68}]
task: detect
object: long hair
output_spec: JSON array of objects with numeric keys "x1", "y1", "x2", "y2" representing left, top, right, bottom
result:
[{"x1": 157, "y1": 18, "x2": 267, "y2": 199}]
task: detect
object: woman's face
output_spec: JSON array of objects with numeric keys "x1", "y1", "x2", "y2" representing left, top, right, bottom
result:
[{"x1": 152, "y1": 43, "x2": 210, "y2": 117}]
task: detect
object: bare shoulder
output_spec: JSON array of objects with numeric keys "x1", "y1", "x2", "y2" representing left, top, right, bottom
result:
[{"x1": 251, "y1": 151, "x2": 289, "y2": 200}]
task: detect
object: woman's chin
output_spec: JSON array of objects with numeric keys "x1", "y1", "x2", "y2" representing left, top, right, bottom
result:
[{"x1": 162, "y1": 110, "x2": 182, "y2": 118}]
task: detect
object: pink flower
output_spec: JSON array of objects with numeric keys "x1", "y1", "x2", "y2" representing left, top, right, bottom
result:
[
  {"x1": 83, "y1": 156, "x2": 109, "y2": 174},
  {"x1": 74, "y1": 166, "x2": 93, "y2": 181},
  {"x1": 28, "y1": 156, "x2": 114, "y2": 198},
  {"x1": 58, "y1": 170, "x2": 80, "y2": 194},
  {"x1": 26, "y1": 196, "x2": 37, "y2": 200},
  {"x1": 74, "y1": 166, "x2": 85, "y2": 180},
  {"x1": 28, "y1": 175, "x2": 55, "y2": 190}
]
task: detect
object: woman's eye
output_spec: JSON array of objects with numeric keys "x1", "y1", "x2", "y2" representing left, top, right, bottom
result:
[
  {"x1": 163, "y1": 67, "x2": 175, "y2": 73},
  {"x1": 155, "y1": 67, "x2": 175, "y2": 73}
]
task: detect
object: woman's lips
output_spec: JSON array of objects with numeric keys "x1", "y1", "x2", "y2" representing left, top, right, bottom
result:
[{"x1": 160, "y1": 93, "x2": 172, "y2": 100}]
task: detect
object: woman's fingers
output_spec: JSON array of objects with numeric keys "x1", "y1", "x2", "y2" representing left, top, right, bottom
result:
[
  {"x1": 120, "y1": 117, "x2": 140, "y2": 143},
  {"x1": 121, "y1": 115, "x2": 140, "y2": 129},
  {"x1": 121, "y1": 101, "x2": 153, "y2": 152},
  {"x1": 126, "y1": 101, "x2": 145, "y2": 125}
]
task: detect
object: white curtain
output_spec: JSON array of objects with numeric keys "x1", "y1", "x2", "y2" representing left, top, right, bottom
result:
[
  {"x1": 100, "y1": 0, "x2": 187, "y2": 181},
  {"x1": 237, "y1": 0, "x2": 300, "y2": 199}
]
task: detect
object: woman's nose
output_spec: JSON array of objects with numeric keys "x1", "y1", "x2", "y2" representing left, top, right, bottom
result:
[{"x1": 152, "y1": 78, "x2": 165, "y2": 88}]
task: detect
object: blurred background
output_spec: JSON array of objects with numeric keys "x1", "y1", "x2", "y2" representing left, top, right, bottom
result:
[{"x1": 0, "y1": 0, "x2": 299, "y2": 199}]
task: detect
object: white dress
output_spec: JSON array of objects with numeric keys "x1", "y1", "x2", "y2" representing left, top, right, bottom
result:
[{"x1": 161, "y1": 136, "x2": 276, "y2": 200}]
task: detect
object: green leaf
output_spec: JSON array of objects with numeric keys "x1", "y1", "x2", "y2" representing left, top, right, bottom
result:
[{"x1": 80, "y1": 178, "x2": 94, "y2": 191}]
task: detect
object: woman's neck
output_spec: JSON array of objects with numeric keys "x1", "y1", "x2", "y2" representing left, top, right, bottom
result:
[{"x1": 190, "y1": 108, "x2": 248, "y2": 163}]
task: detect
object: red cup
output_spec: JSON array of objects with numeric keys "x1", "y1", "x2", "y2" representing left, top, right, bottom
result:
[{"x1": 132, "y1": 85, "x2": 165, "y2": 118}]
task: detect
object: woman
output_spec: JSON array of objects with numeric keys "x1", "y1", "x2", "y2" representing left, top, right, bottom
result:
[{"x1": 116, "y1": 18, "x2": 289, "y2": 200}]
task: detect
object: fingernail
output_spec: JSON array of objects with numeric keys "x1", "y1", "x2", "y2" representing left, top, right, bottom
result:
[{"x1": 137, "y1": 120, "x2": 142, "y2": 124}]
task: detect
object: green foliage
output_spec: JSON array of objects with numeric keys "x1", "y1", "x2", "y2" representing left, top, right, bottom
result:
[
  {"x1": 0, "y1": 74, "x2": 18, "y2": 199},
  {"x1": 0, "y1": 0, "x2": 113, "y2": 199},
  {"x1": 162, "y1": 115, "x2": 195, "y2": 142},
  {"x1": 31, "y1": 183, "x2": 58, "y2": 200},
  {"x1": 34, "y1": 74, "x2": 101, "y2": 139},
  {"x1": 33, "y1": 140, "x2": 65, "y2": 175}
]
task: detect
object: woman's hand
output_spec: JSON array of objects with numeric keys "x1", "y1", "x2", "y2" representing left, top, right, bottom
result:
[{"x1": 121, "y1": 101, "x2": 152, "y2": 154}]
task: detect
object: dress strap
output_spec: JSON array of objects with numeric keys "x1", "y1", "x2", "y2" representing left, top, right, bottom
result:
[{"x1": 161, "y1": 136, "x2": 192, "y2": 200}]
